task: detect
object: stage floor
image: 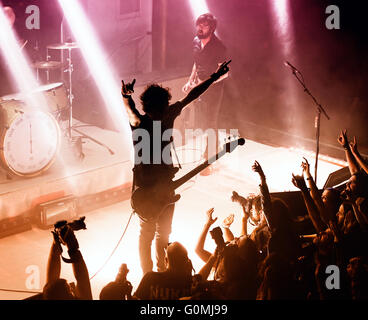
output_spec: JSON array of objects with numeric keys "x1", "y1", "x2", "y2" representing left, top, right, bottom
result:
[{"x1": 0, "y1": 136, "x2": 345, "y2": 299}]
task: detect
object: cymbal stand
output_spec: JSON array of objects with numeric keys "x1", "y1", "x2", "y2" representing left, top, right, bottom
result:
[
  {"x1": 62, "y1": 48, "x2": 114, "y2": 156},
  {"x1": 66, "y1": 47, "x2": 73, "y2": 138}
]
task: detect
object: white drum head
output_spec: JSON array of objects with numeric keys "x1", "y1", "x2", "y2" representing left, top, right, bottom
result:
[{"x1": 3, "y1": 110, "x2": 60, "y2": 176}]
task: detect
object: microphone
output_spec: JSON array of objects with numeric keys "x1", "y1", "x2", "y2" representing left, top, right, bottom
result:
[{"x1": 284, "y1": 61, "x2": 300, "y2": 73}]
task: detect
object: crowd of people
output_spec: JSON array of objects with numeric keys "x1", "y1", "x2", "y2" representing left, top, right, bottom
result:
[{"x1": 39, "y1": 129, "x2": 368, "y2": 300}]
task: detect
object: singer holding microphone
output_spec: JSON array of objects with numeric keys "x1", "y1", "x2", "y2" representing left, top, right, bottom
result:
[{"x1": 182, "y1": 13, "x2": 229, "y2": 174}]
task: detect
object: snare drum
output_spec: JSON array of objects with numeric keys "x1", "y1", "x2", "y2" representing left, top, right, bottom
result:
[
  {"x1": 0, "y1": 100, "x2": 60, "y2": 177},
  {"x1": 33, "y1": 82, "x2": 69, "y2": 118}
]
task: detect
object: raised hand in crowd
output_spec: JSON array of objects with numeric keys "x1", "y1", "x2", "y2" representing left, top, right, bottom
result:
[
  {"x1": 349, "y1": 135, "x2": 368, "y2": 175},
  {"x1": 337, "y1": 129, "x2": 349, "y2": 148},
  {"x1": 195, "y1": 208, "x2": 218, "y2": 263},
  {"x1": 252, "y1": 160, "x2": 266, "y2": 183},
  {"x1": 338, "y1": 129, "x2": 360, "y2": 175},
  {"x1": 43, "y1": 218, "x2": 92, "y2": 300},
  {"x1": 291, "y1": 173, "x2": 308, "y2": 192},
  {"x1": 206, "y1": 207, "x2": 218, "y2": 227},
  {"x1": 222, "y1": 213, "x2": 235, "y2": 242},
  {"x1": 231, "y1": 191, "x2": 252, "y2": 236},
  {"x1": 222, "y1": 213, "x2": 234, "y2": 228},
  {"x1": 301, "y1": 157, "x2": 312, "y2": 178},
  {"x1": 292, "y1": 173, "x2": 325, "y2": 233}
]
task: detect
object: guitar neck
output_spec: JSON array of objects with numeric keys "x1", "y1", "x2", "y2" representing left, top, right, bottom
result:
[{"x1": 172, "y1": 149, "x2": 226, "y2": 190}]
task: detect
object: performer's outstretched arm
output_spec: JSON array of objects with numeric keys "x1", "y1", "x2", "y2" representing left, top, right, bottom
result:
[
  {"x1": 179, "y1": 60, "x2": 230, "y2": 111},
  {"x1": 121, "y1": 79, "x2": 141, "y2": 127}
]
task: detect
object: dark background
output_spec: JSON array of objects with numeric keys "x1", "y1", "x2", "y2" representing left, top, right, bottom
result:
[{"x1": 1, "y1": 0, "x2": 367, "y2": 160}]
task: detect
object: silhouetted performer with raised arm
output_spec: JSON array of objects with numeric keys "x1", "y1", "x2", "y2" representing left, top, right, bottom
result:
[{"x1": 121, "y1": 61, "x2": 230, "y2": 275}]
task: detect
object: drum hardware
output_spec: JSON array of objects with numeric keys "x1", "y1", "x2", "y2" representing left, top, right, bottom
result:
[
  {"x1": 47, "y1": 41, "x2": 115, "y2": 157},
  {"x1": 47, "y1": 42, "x2": 79, "y2": 50},
  {"x1": 33, "y1": 60, "x2": 64, "y2": 83},
  {"x1": 33, "y1": 61, "x2": 64, "y2": 69}
]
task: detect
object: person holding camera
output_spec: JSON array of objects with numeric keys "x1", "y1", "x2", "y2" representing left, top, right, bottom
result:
[{"x1": 42, "y1": 218, "x2": 92, "y2": 300}]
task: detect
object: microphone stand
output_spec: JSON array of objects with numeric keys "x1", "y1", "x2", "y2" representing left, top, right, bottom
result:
[{"x1": 288, "y1": 66, "x2": 330, "y2": 185}]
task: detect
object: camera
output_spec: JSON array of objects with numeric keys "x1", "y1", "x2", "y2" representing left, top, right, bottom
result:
[
  {"x1": 54, "y1": 216, "x2": 86, "y2": 232},
  {"x1": 53, "y1": 216, "x2": 86, "y2": 245}
]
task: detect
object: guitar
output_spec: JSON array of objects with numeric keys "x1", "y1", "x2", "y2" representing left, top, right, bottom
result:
[{"x1": 131, "y1": 137, "x2": 245, "y2": 222}]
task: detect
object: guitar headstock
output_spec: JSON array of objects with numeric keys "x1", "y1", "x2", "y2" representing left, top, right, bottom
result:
[{"x1": 224, "y1": 136, "x2": 245, "y2": 153}]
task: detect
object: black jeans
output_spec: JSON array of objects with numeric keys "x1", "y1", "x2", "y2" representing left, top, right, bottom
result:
[
  {"x1": 138, "y1": 204, "x2": 175, "y2": 274},
  {"x1": 194, "y1": 81, "x2": 224, "y2": 159}
]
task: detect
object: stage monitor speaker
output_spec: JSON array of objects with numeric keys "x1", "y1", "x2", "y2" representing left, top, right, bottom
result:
[
  {"x1": 36, "y1": 195, "x2": 78, "y2": 229},
  {"x1": 323, "y1": 166, "x2": 350, "y2": 189}
]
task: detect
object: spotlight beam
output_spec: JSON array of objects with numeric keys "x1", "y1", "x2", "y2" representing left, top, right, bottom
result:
[
  {"x1": 188, "y1": 0, "x2": 210, "y2": 21},
  {"x1": 57, "y1": 0, "x2": 132, "y2": 148},
  {"x1": 0, "y1": 5, "x2": 47, "y2": 110}
]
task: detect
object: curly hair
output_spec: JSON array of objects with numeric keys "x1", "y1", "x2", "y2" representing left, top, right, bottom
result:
[{"x1": 140, "y1": 84, "x2": 172, "y2": 114}]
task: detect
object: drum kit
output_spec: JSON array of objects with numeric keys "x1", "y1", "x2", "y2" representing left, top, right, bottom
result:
[{"x1": 0, "y1": 41, "x2": 112, "y2": 178}]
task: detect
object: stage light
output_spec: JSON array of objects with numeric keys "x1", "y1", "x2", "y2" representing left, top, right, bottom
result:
[
  {"x1": 0, "y1": 5, "x2": 47, "y2": 110},
  {"x1": 188, "y1": 0, "x2": 210, "y2": 22},
  {"x1": 270, "y1": 0, "x2": 294, "y2": 55},
  {"x1": 57, "y1": 0, "x2": 133, "y2": 152}
]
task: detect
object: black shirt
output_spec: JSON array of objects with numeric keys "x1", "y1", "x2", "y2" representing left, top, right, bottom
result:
[
  {"x1": 131, "y1": 102, "x2": 183, "y2": 188},
  {"x1": 193, "y1": 34, "x2": 226, "y2": 81},
  {"x1": 134, "y1": 270, "x2": 192, "y2": 300}
]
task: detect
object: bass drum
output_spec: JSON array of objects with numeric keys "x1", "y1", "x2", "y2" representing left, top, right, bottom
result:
[{"x1": 0, "y1": 100, "x2": 60, "y2": 177}]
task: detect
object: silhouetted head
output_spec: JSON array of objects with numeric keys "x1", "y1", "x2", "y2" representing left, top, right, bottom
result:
[
  {"x1": 322, "y1": 187, "x2": 341, "y2": 220},
  {"x1": 196, "y1": 13, "x2": 217, "y2": 39},
  {"x1": 270, "y1": 198, "x2": 292, "y2": 230},
  {"x1": 166, "y1": 242, "x2": 192, "y2": 275},
  {"x1": 43, "y1": 279, "x2": 74, "y2": 300},
  {"x1": 344, "y1": 172, "x2": 368, "y2": 198},
  {"x1": 237, "y1": 236, "x2": 258, "y2": 264},
  {"x1": 140, "y1": 84, "x2": 171, "y2": 118}
]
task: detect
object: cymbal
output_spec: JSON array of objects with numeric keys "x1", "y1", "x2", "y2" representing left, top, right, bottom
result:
[
  {"x1": 47, "y1": 42, "x2": 79, "y2": 50},
  {"x1": 32, "y1": 61, "x2": 64, "y2": 69},
  {"x1": 0, "y1": 92, "x2": 22, "y2": 101}
]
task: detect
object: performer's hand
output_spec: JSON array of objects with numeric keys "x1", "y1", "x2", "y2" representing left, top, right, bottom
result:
[
  {"x1": 212, "y1": 60, "x2": 231, "y2": 79},
  {"x1": 121, "y1": 79, "x2": 136, "y2": 96},
  {"x1": 182, "y1": 81, "x2": 192, "y2": 94}
]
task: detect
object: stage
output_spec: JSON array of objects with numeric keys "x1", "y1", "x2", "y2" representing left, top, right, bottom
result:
[{"x1": 0, "y1": 129, "x2": 345, "y2": 299}]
